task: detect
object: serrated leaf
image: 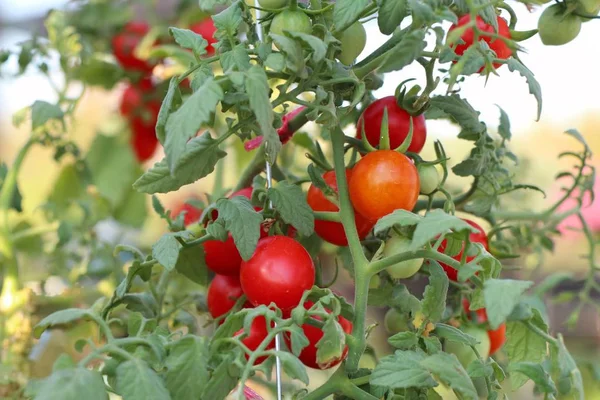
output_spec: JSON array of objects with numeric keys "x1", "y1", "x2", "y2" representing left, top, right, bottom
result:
[
  {"x1": 201, "y1": 355, "x2": 240, "y2": 400},
  {"x1": 270, "y1": 33, "x2": 307, "y2": 78},
  {"x1": 174, "y1": 245, "x2": 207, "y2": 285},
  {"x1": 410, "y1": 209, "x2": 477, "y2": 251},
  {"x1": 421, "y1": 262, "x2": 448, "y2": 323},
  {"x1": 374, "y1": 210, "x2": 421, "y2": 235},
  {"x1": 134, "y1": 132, "x2": 227, "y2": 194},
  {"x1": 378, "y1": 0, "x2": 408, "y2": 35},
  {"x1": 371, "y1": 350, "x2": 436, "y2": 389},
  {"x1": 165, "y1": 337, "x2": 209, "y2": 400},
  {"x1": 564, "y1": 129, "x2": 590, "y2": 153},
  {"x1": 333, "y1": 0, "x2": 369, "y2": 31},
  {"x1": 484, "y1": 279, "x2": 534, "y2": 329},
  {"x1": 34, "y1": 368, "x2": 107, "y2": 400},
  {"x1": 152, "y1": 234, "x2": 182, "y2": 271},
  {"x1": 428, "y1": 95, "x2": 485, "y2": 135},
  {"x1": 378, "y1": 30, "x2": 426, "y2": 74},
  {"x1": 116, "y1": 360, "x2": 171, "y2": 400},
  {"x1": 316, "y1": 318, "x2": 345, "y2": 368},
  {"x1": 34, "y1": 309, "x2": 90, "y2": 338},
  {"x1": 496, "y1": 105, "x2": 511, "y2": 140},
  {"x1": 157, "y1": 77, "x2": 182, "y2": 144},
  {"x1": 467, "y1": 359, "x2": 494, "y2": 379},
  {"x1": 434, "y1": 323, "x2": 479, "y2": 346},
  {"x1": 421, "y1": 353, "x2": 478, "y2": 400},
  {"x1": 509, "y1": 362, "x2": 556, "y2": 395},
  {"x1": 507, "y1": 58, "x2": 542, "y2": 121},
  {"x1": 267, "y1": 180, "x2": 314, "y2": 236},
  {"x1": 286, "y1": 324, "x2": 310, "y2": 356},
  {"x1": 277, "y1": 352, "x2": 310, "y2": 384},
  {"x1": 221, "y1": 44, "x2": 252, "y2": 72},
  {"x1": 215, "y1": 196, "x2": 262, "y2": 260},
  {"x1": 31, "y1": 100, "x2": 64, "y2": 130},
  {"x1": 287, "y1": 32, "x2": 327, "y2": 63},
  {"x1": 169, "y1": 28, "x2": 207, "y2": 59},
  {"x1": 388, "y1": 331, "x2": 419, "y2": 350},
  {"x1": 212, "y1": 2, "x2": 242, "y2": 41}
]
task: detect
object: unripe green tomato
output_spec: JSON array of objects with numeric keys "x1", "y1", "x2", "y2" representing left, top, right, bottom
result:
[
  {"x1": 337, "y1": 21, "x2": 367, "y2": 66},
  {"x1": 418, "y1": 165, "x2": 441, "y2": 195},
  {"x1": 383, "y1": 233, "x2": 423, "y2": 279},
  {"x1": 445, "y1": 326, "x2": 491, "y2": 368},
  {"x1": 384, "y1": 308, "x2": 410, "y2": 334},
  {"x1": 538, "y1": 4, "x2": 582, "y2": 46},
  {"x1": 270, "y1": 10, "x2": 312, "y2": 36},
  {"x1": 258, "y1": 0, "x2": 289, "y2": 8},
  {"x1": 575, "y1": 0, "x2": 600, "y2": 21}
]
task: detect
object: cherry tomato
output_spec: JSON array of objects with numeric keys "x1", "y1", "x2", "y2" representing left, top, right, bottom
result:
[
  {"x1": 448, "y1": 16, "x2": 512, "y2": 71},
  {"x1": 190, "y1": 18, "x2": 217, "y2": 55},
  {"x1": 576, "y1": 0, "x2": 600, "y2": 21},
  {"x1": 349, "y1": 150, "x2": 420, "y2": 221},
  {"x1": 356, "y1": 97, "x2": 427, "y2": 154},
  {"x1": 337, "y1": 21, "x2": 367, "y2": 66},
  {"x1": 119, "y1": 77, "x2": 154, "y2": 116},
  {"x1": 207, "y1": 274, "x2": 246, "y2": 319},
  {"x1": 462, "y1": 299, "x2": 506, "y2": 356},
  {"x1": 129, "y1": 100, "x2": 160, "y2": 162},
  {"x1": 307, "y1": 169, "x2": 374, "y2": 246},
  {"x1": 445, "y1": 326, "x2": 490, "y2": 367},
  {"x1": 418, "y1": 164, "x2": 441, "y2": 195},
  {"x1": 234, "y1": 316, "x2": 275, "y2": 365},
  {"x1": 112, "y1": 21, "x2": 155, "y2": 73},
  {"x1": 173, "y1": 201, "x2": 203, "y2": 226},
  {"x1": 270, "y1": 10, "x2": 312, "y2": 36},
  {"x1": 384, "y1": 308, "x2": 410, "y2": 334},
  {"x1": 284, "y1": 301, "x2": 352, "y2": 369},
  {"x1": 258, "y1": 0, "x2": 289, "y2": 7},
  {"x1": 383, "y1": 233, "x2": 423, "y2": 279},
  {"x1": 538, "y1": 4, "x2": 582, "y2": 45},
  {"x1": 240, "y1": 236, "x2": 315, "y2": 310},
  {"x1": 438, "y1": 219, "x2": 489, "y2": 281}
]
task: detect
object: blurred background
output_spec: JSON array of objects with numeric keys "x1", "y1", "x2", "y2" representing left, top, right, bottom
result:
[{"x1": 1, "y1": 0, "x2": 600, "y2": 399}]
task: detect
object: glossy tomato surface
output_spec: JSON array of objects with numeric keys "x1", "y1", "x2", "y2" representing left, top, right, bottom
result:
[
  {"x1": 356, "y1": 97, "x2": 427, "y2": 153},
  {"x1": 240, "y1": 236, "x2": 315, "y2": 310},
  {"x1": 438, "y1": 219, "x2": 489, "y2": 281},
  {"x1": 284, "y1": 301, "x2": 353, "y2": 369},
  {"x1": 349, "y1": 150, "x2": 420, "y2": 221},
  {"x1": 448, "y1": 16, "x2": 512, "y2": 71},
  {"x1": 234, "y1": 316, "x2": 275, "y2": 365},
  {"x1": 207, "y1": 274, "x2": 246, "y2": 319},
  {"x1": 307, "y1": 169, "x2": 374, "y2": 246},
  {"x1": 112, "y1": 21, "x2": 155, "y2": 72},
  {"x1": 190, "y1": 18, "x2": 217, "y2": 55}
]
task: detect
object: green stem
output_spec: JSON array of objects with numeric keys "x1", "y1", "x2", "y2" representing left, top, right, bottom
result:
[
  {"x1": 524, "y1": 320, "x2": 557, "y2": 346},
  {"x1": 339, "y1": 381, "x2": 378, "y2": 400},
  {"x1": 314, "y1": 211, "x2": 341, "y2": 222},
  {"x1": 12, "y1": 222, "x2": 61, "y2": 243},
  {"x1": 0, "y1": 138, "x2": 35, "y2": 228}
]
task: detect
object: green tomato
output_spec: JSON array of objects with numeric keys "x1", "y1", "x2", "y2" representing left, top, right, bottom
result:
[
  {"x1": 369, "y1": 274, "x2": 382, "y2": 289},
  {"x1": 575, "y1": 0, "x2": 600, "y2": 21},
  {"x1": 337, "y1": 21, "x2": 367, "y2": 66},
  {"x1": 384, "y1": 308, "x2": 410, "y2": 334},
  {"x1": 418, "y1": 165, "x2": 441, "y2": 195},
  {"x1": 538, "y1": 4, "x2": 582, "y2": 46},
  {"x1": 258, "y1": 0, "x2": 289, "y2": 8},
  {"x1": 445, "y1": 326, "x2": 491, "y2": 368},
  {"x1": 270, "y1": 10, "x2": 312, "y2": 36},
  {"x1": 383, "y1": 233, "x2": 423, "y2": 279}
]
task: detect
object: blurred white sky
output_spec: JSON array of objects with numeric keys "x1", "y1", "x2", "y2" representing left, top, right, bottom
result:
[{"x1": 0, "y1": 0, "x2": 599, "y2": 136}]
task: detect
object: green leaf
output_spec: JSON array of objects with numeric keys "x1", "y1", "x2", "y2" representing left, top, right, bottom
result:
[
  {"x1": 565, "y1": 128, "x2": 590, "y2": 153},
  {"x1": 265, "y1": 53, "x2": 285, "y2": 71},
  {"x1": 421, "y1": 262, "x2": 448, "y2": 323},
  {"x1": 34, "y1": 368, "x2": 107, "y2": 400},
  {"x1": 116, "y1": 360, "x2": 171, "y2": 400},
  {"x1": 34, "y1": 308, "x2": 90, "y2": 338},
  {"x1": 169, "y1": 27, "x2": 207, "y2": 58},
  {"x1": 388, "y1": 331, "x2": 419, "y2": 350},
  {"x1": 152, "y1": 234, "x2": 184, "y2": 271},
  {"x1": 378, "y1": 30, "x2": 426, "y2": 74},
  {"x1": 287, "y1": 32, "x2": 327, "y2": 63},
  {"x1": 371, "y1": 350, "x2": 436, "y2": 389},
  {"x1": 113, "y1": 181, "x2": 148, "y2": 228},
  {"x1": 212, "y1": 2, "x2": 242, "y2": 41},
  {"x1": 377, "y1": 0, "x2": 408, "y2": 35},
  {"x1": 504, "y1": 309, "x2": 548, "y2": 389},
  {"x1": 316, "y1": 318, "x2": 345, "y2": 367},
  {"x1": 134, "y1": 132, "x2": 227, "y2": 194},
  {"x1": 215, "y1": 196, "x2": 262, "y2": 260},
  {"x1": 175, "y1": 245, "x2": 207, "y2": 285},
  {"x1": 165, "y1": 337, "x2": 209, "y2": 400},
  {"x1": 410, "y1": 209, "x2": 477, "y2": 251},
  {"x1": 31, "y1": 100, "x2": 64, "y2": 130},
  {"x1": 270, "y1": 34, "x2": 307, "y2": 78},
  {"x1": 245, "y1": 66, "x2": 280, "y2": 164},
  {"x1": 277, "y1": 352, "x2": 310, "y2": 384},
  {"x1": 220, "y1": 44, "x2": 252, "y2": 72},
  {"x1": 467, "y1": 359, "x2": 494, "y2": 379},
  {"x1": 421, "y1": 353, "x2": 478, "y2": 400},
  {"x1": 267, "y1": 180, "x2": 314, "y2": 236},
  {"x1": 428, "y1": 95, "x2": 485, "y2": 135},
  {"x1": 333, "y1": 0, "x2": 369, "y2": 31},
  {"x1": 157, "y1": 77, "x2": 183, "y2": 144},
  {"x1": 497, "y1": 105, "x2": 511, "y2": 140},
  {"x1": 201, "y1": 355, "x2": 240, "y2": 400},
  {"x1": 374, "y1": 210, "x2": 421, "y2": 235},
  {"x1": 507, "y1": 58, "x2": 542, "y2": 121},
  {"x1": 407, "y1": 0, "x2": 438, "y2": 25},
  {"x1": 484, "y1": 279, "x2": 534, "y2": 329},
  {"x1": 75, "y1": 57, "x2": 123, "y2": 89},
  {"x1": 286, "y1": 324, "x2": 310, "y2": 356},
  {"x1": 552, "y1": 335, "x2": 584, "y2": 400},
  {"x1": 434, "y1": 323, "x2": 479, "y2": 346},
  {"x1": 164, "y1": 78, "x2": 223, "y2": 172},
  {"x1": 509, "y1": 362, "x2": 557, "y2": 395}
]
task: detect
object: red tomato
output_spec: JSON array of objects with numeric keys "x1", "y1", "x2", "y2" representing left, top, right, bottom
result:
[
  {"x1": 240, "y1": 236, "x2": 315, "y2": 310},
  {"x1": 438, "y1": 219, "x2": 489, "y2": 281},
  {"x1": 207, "y1": 274, "x2": 247, "y2": 319},
  {"x1": 173, "y1": 202, "x2": 203, "y2": 226},
  {"x1": 112, "y1": 21, "x2": 155, "y2": 73},
  {"x1": 119, "y1": 77, "x2": 154, "y2": 117},
  {"x1": 284, "y1": 301, "x2": 353, "y2": 369},
  {"x1": 234, "y1": 316, "x2": 275, "y2": 365},
  {"x1": 349, "y1": 150, "x2": 420, "y2": 221},
  {"x1": 356, "y1": 97, "x2": 427, "y2": 153},
  {"x1": 307, "y1": 169, "x2": 374, "y2": 246},
  {"x1": 462, "y1": 299, "x2": 506, "y2": 356},
  {"x1": 129, "y1": 100, "x2": 160, "y2": 162},
  {"x1": 448, "y1": 16, "x2": 512, "y2": 72},
  {"x1": 190, "y1": 18, "x2": 217, "y2": 56}
]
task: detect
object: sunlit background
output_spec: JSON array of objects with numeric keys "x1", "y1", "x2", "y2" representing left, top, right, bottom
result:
[{"x1": 1, "y1": 0, "x2": 600, "y2": 399}]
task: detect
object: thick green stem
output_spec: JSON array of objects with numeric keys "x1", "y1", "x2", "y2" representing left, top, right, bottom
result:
[{"x1": 339, "y1": 380, "x2": 379, "y2": 400}]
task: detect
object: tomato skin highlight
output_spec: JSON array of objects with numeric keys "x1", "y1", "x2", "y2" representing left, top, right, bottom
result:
[
  {"x1": 190, "y1": 18, "x2": 217, "y2": 55},
  {"x1": 356, "y1": 97, "x2": 427, "y2": 153},
  {"x1": 207, "y1": 274, "x2": 246, "y2": 319},
  {"x1": 448, "y1": 15, "x2": 512, "y2": 71},
  {"x1": 240, "y1": 236, "x2": 315, "y2": 311},
  {"x1": 438, "y1": 219, "x2": 489, "y2": 281},
  {"x1": 307, "y1": 169, "x2": 374, "y2": 246},
  {"x1": 284, "y1": 301, "x2": 353, "y2": 369},
  {"x1": 112, "y1": 21, "x2": 155, "y2": 73},
  {"x1": 234, "y1": 316, "x2": 275, "y2": 365},
  {"x1": 349, "y1": 150, "x2": 420, "y2": 221}
]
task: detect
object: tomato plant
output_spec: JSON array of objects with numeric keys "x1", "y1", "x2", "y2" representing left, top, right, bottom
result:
[
  {"x1": 538, "y1": 4, "x2": 583, "y2": 46},
  {"x1": 337, "y1": 22, "x2": 367, "y2": 66},
  {"x1": 112, "y1": 21, "x2": 155, "y2": 73},
  {"x1": 207, "y1": 274, "x2": 246, "y2": 319},
  {"x1": 438, "y1": 219, "x2": 489, "y2": 281},
  {"x1": 270, "y1": 10, "x2": 312, "y2": 36},
  {"x1": 382, "y1": 233, "x2": 424, "y2": 279},
  {"x1": 190, "y1": 18, "x2": 217, "y2": 55}
]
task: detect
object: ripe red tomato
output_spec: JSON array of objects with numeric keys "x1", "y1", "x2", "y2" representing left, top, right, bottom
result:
[
  {"x1": 462, "y1": 299, "x2": 506, "y2": 356},
  {"x1": 190, "y1": 18, "x2": 217, "y2": 56},
  {"x1": 448, "y1": 15, "x2": 512, "y2": 71},
  {"x1": 112, "y1": 21, "x2": 155, "y2": 73},
  {"x1": 307, "y1": 169, "x2": 374, "y2": 246},
  {"x1": 438, "y1": 219, "x2": 489, "y2": 281},
  {"x1": 234, "y1": 316, "x2": 275, "y2": 365},
  {"x1": 207, "y1": 274, "x2": 246, "y2": 319},
  {"x1": 356, "y1": 97, "x2": 427, "y2": 153},
  {"x1": 349, "y1": 150, "x2": 420, "y2": 221},
  {"x1": 240, "y1": 236, "x2": 315, "y2": 310},
  {"x1": 129, "y1": 100, "x2": 160, "y2": 162},
  {"x1": 284, "y1": 301, "x2": 353, "y2": 369}
]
